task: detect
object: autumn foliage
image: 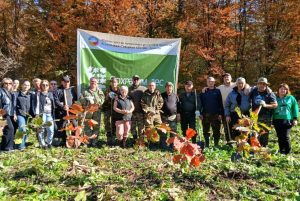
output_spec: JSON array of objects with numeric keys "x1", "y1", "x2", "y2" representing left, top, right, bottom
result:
[
  {"x1": 0, "y1": 0, "x2": 299, "y2": 95},
  {"x1": 167, "y1": 128, "x2": 205, "y2": 167},
  {"x1": 60, "y1": 103, "x2": 99, "y2": 148},
  {"x1": 232, "y1": 107, "x2": 271, "y2": 161}
]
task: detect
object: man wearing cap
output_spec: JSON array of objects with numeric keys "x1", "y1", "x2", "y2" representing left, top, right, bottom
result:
[
  {"x1": 178, "y1": 80, "x2": 201, "y2": 143},
  {"x1": 141, "y1": 81, "x2": 164, "y2": 130},
  {"x1": 200, "y1": 77, "x2": 223, "y2": 147},
  {"x1": 79, "y1": 77, "x2": 105, "y2": 146},
  {"x1": 249, "y1": 77, "x2": 277, "y2": 147},
  {"x1": 102, "y1": 77, "x2": 120, "y2": 146},
  {"x1": 129, "y1": 75, "x2": 147, "y2": 141},
  {"x1": 53, "y1": 75, "x2": 78, "y2": 146}
]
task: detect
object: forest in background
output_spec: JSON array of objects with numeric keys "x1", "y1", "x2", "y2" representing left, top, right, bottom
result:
[{"x1": 0, "y1": 0, "x2": 299, "y2": 96}]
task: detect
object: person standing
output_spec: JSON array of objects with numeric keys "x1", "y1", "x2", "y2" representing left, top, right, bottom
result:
[
  {"x1": 224, "y1": 77, "x2": 251, "y2": 140},
  {"x1": 128, "y1": 75, "x2": 147, "y2": 140},
  {"x1": 273, "y1": 83, "x2": 298, "y2": 154},
  {"x1": 200, "y1": 77, "x2": 223, "y2": 147},
  {"x1": 161, "y1": 82, "x2": 179, "y2": 133},
  {"x1": 178, "y1": 81, "x2": 201, "y2": 143},
  {"x1": 12, "y1": 80, "x2": 20, "y2": 92},
  {"x1": 79, "y1": 77, "x2": 105, "y2": 146},
  {"x1": 49, "y1": 80, "x2": 58, "y2": 92},
  {"x1": 33, "y1": 80, "x2": 55, "y2": 149},
  {"x1": 217, "y1": 73, "x2": 236, "y2": 143},
  {"x1": 54, "y1": 76, "x2": 77, "y2": 146},
  {"x1": 31, "y1": 78, "x2": 42, "y2": 118},
  {"x1": 102, "y1": 77, "x2": 120, "y2": 146},
  {"x1": 113, "y1": 86, "x2": 134, "y2": 148},
  {"x1": 15, "y1": 80, "x2": 32, "y2": 150},
  {"x1": 0, "y1": 78, "x2": 15, "y2": 151},
  {"x1": 249, "y1": 77, "x2": 277, "y2": 147},
  {"x1": 141, "y1": 81, "x2": 164, "y2": 127}
]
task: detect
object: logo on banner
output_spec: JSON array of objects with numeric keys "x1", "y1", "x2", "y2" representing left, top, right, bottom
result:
[{"x1": 88, "y1": 36, "x2": 99, "y2": 46}]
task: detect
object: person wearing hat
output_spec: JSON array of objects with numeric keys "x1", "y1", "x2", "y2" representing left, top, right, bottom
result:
[
  {"x1": 249, "y1": 77, "x2": 277, "y2": 147},
  {"x1": 200, "y1": 76, "x2": 223, "y2": 147},
  {"x1": 102, "y1": 76, "x2": 120, "y2": 146},
  {"x1": 53, "y1": 75, "x2": 78, "y2": 146},
  {"x1": 128, "y1": 75, "x2": 147, "y2": 141},
  {"x1": 161, "y1": 82, "x2": 179, "y2": 149},
  {"x1": 79, "y1": 77, "x2": 105, "y2": 147},
  {"x1": 178, "y1": 80, "x2": 201, "y2": 143}
]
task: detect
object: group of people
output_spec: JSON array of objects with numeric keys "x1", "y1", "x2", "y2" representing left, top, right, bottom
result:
[{"x1": 0, "y1": 73, "x2": 298, "y2": 154}]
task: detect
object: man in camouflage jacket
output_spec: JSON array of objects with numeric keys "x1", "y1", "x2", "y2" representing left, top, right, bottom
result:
[{"x1": 79, "y1": 77, "x2": 105, "y2": 146}]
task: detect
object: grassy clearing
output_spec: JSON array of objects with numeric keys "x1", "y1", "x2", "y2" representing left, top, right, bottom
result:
[{"x1": 0, "y1": 126, "x2": 300, "y2": 200}]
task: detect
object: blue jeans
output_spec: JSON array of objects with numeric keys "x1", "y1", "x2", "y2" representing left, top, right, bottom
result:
[
  {"x1": 37, "y1": 113, "x2": 54, "y2": 147},
  {"x1": 17, "y1": 115, "x2": 28, "y2": 150}
]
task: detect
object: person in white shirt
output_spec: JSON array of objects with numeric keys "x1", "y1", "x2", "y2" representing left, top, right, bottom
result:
[{"x1": 217, "y1": 73, "x2": 236, "y2": 107}]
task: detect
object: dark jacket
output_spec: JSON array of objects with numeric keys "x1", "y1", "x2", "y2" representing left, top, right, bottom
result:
[
  {"x1": 32, "y1": 91, "x2": 55, "y2": 117},
  {"x1": 178, "y1": 91, "x2": 201, "y2": 114},
  {"x1": 54, "y1": 86, "x2": 77, "y2": 118},
  {"x1": 102, "y1": 86, "x2": 120, "y2": 112},
  {"x1": 200, "y1": 88, "x2": 223, "y2": 115},
  {"x1": 0, "y1": 88, "x2": 14, "y2": 116},
  {"x1": 15, "y1": 91, "x2": 33, "y2": 117},
  {"x1": 129, "y1": 84, "x2": 147, "y2": 113},
  {"x1": 249, "y1": 87, "x2": 277, "y2": 119},
  {"x1": 161, "y1": 92, "x2": 179, "y2": 116},
  {"x1": 114, "y1": 95, "x2": 133, "y2": 121}
]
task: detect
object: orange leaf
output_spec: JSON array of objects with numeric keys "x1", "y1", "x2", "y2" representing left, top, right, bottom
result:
[
  {"x1": 86, "y1": 104, "x2": 99, "y2": 113},
  {"x1": 185, "y1": 128, "x2": 196, "y2": 140},
  {"x1": 75, "y1": 126, "x2": 83, "y2": 137},
  {"x1": 180, "y1": 143, "x2": 195, "y2": 157},
  {"x1": 250, "y1": 136, "x2": 261, "y2": 147},
  {"x1": 199, "y1": 155, "x2": 205, "y2": 162},
  {"x1": 68, "y1": 109, "x2": 82, "y2": 115},
  {"x1": 190, "y1": 156, "x2": 201, "y2": 167},
  {"x1": 63, "y1": 115, "x2": 78, "y2": 120},
  {"x1": 172, "y1": 154, "x2": 187, "y2": 164},
  {"x1": 166, "y1": 137, "x2": 175, "y2": 145},
  {"x1": 88, "y1": 119, "x2": 98, "y2": 129},
  {"x1": 70, "y1": 103, "x2": 84, "y2": 112},
  {"x1": 79, "y1": 135, "x2": 90, "y2": 144}
]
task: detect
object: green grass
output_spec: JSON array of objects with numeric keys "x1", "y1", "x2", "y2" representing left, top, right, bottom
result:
[{"x1": 0, "y1": 126, "x2": 300, "y2": 200}]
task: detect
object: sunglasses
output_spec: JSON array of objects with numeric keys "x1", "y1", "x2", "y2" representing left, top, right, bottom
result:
[
  {"x1": 4, "y1": 82, "x2": 12, "y2": 85},
  {"x1": 50, "y1": 83, "x2": 57, "y2": 85}
]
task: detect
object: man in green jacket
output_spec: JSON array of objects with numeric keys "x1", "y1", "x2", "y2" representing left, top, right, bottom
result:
[{"x1": 79, "y1": 77, "x2": 105, "y2": 146}]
